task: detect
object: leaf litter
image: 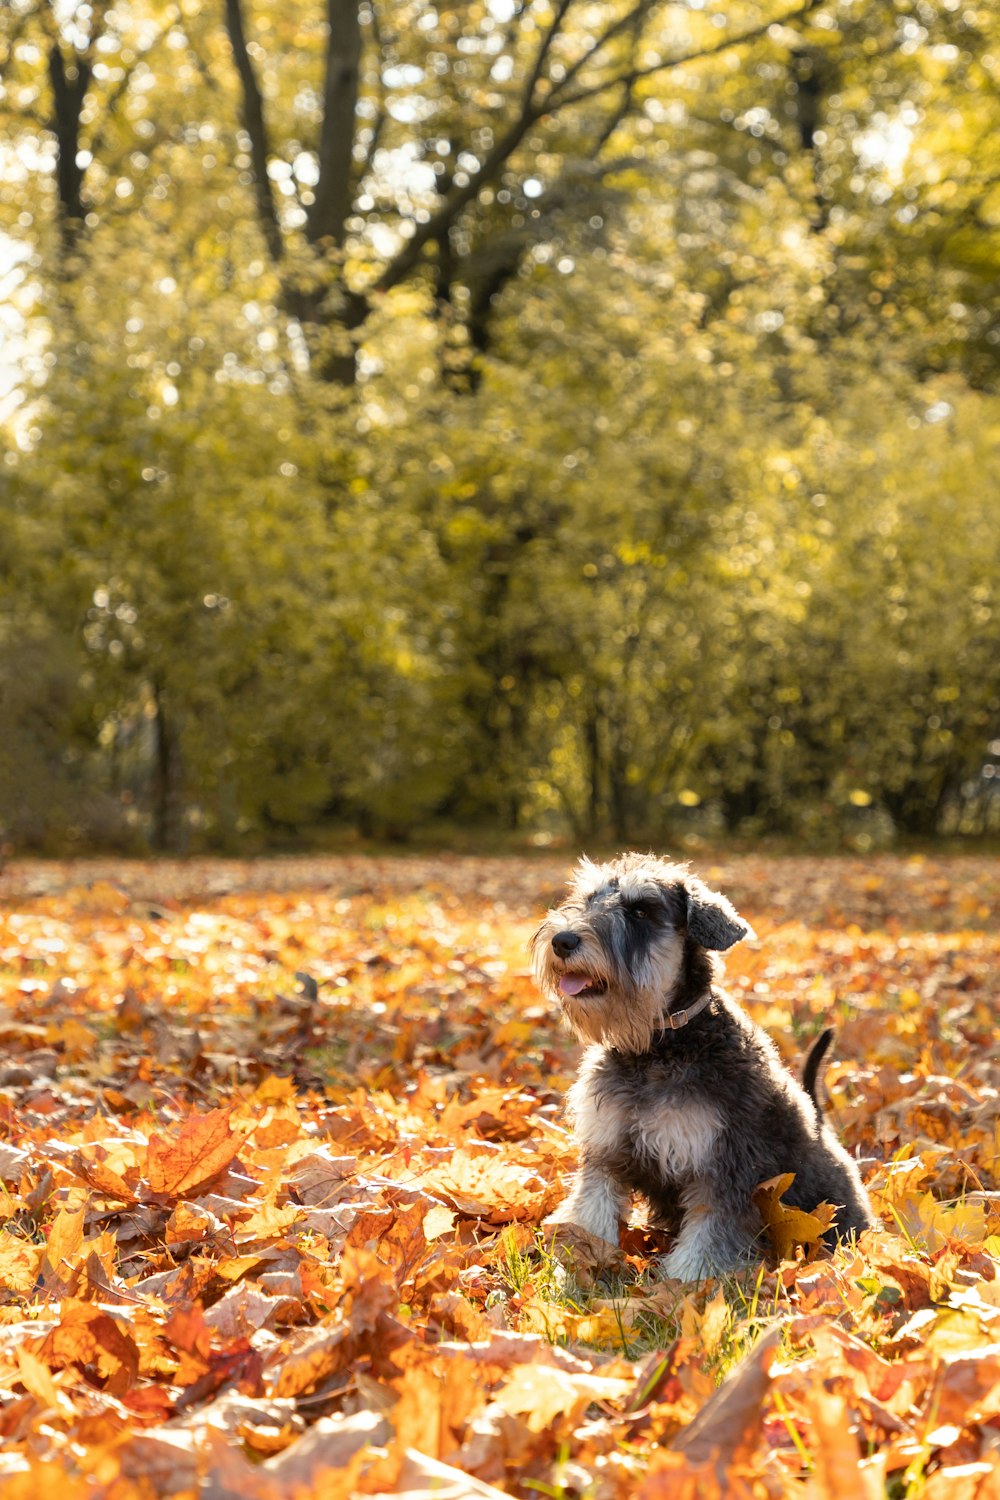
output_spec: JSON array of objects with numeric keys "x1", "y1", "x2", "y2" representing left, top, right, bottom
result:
[{"x1": 0, "y1": 853, "x2": 996, "y2": 1497}]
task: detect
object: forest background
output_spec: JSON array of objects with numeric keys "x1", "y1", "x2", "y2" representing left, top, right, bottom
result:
[{"x1": 2, "y1": 0, "x2": 999, "y2": 856}]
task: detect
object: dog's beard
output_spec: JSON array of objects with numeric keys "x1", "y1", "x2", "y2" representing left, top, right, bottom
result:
[{"x1": 559, "y1": 987, "x2": 667, "y2": 1050}]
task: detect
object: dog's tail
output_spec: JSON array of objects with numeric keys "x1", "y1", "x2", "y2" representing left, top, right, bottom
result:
[{"x1": 802, "y1": 1027, "x2": 835, "y2": 1118}]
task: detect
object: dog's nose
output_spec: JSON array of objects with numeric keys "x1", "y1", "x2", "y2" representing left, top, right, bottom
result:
[{"x1": 551, "y1": 931, "x2": 581, "y2": 959}]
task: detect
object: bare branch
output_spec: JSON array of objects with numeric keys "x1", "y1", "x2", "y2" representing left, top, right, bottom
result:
[
  {"x1": 552, "y1": 0, "x2": 826, "y2": 113},
  {"x1": 375, "y1": 106, "x2": 539, "y2": 294},
  {"x1": 376, "y1": 0, "x2": 824, "y2": 295},
  {"x1": 591, "y1": 7, "x2": 646, "y2": 154},
  {"x1": 375, "y1": 0, "x2": 577, "y2": 294},
  {"x1": 223, "y1": 0, "x2": 285, "y2": 265},
  {"x1": 540, "y1": 0, "x2": 649, "y2": 107},
  {"x1": 592, "y1": 77, "x2": 637, "y2": 155},
  {"x1": 361, "y1": 0, "x2": 388, "y2": 177},
  {"x1": 519, "y1": 0, "x2": 576, "y2": 115}
]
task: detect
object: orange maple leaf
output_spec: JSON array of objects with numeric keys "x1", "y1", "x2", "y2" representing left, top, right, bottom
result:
[{"x1": 146, "y1": 1108, "x2": 241, "y2": 1199}]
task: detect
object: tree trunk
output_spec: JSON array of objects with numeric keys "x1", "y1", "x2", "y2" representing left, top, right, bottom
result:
[
  {"x1": 308, "y1": 0, "x2": 362, "y2": 246},
  {"x1": 582, "y1": 704, "x2": 605, "y2": 838},
  {"x1": 47, "y1": 44, "x2": 91, "y2": 256},
  {"x1": 608, "y1": 718, "x2": 630, "y2": 844},
  {"x1": 150, "y1": 680, "x2": 182, "y2": 852},
  {"x1": 225, "y1": 0, "x2": 366, "y2": 384},
  {"x1": 284, "y1": 282, "x2": 369, "y2": 386}
]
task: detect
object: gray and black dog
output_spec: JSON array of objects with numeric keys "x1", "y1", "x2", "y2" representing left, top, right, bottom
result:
[{"x1": 531, "y1": 852, "x2": 874, "y2": 1279}]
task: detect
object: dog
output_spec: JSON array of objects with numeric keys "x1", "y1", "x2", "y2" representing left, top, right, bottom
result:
[{"x1": 531, "y1": 852, "x2": 874, "y2": 1280}]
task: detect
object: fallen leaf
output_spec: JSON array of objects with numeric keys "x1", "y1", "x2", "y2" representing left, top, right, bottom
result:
[
  {"x1": 36, "y1": 1299, "x2": 141, "y2": 1397},
  {"x1": 754, "y1": 1174, "x2": 837, "y2": 1261},
  {"x1": 495, "y1": 1363, "x2": 633, "y2": 1433},
  {"x1": 801, "y1": 1386, "x2": 885, "y2": 1499},
  {"x1": 146, "y1": 1108, "x2": 241, "y2": 1199}
]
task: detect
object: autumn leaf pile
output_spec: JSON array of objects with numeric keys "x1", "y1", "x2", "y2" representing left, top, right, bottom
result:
[{"x1": 0, "y1": 853, "x2": 998, "y2": 1499}]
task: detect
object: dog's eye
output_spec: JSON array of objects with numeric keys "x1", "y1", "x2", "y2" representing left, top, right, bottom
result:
[{"x1": 629, "y1": 905, "x2": 648, "y2": 920}]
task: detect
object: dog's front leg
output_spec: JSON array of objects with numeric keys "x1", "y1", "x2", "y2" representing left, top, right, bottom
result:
[
  {"x1": 659, "y1": 1182, "x2": 761, "y2": 1281},
  {"x1": 547, "y1": 1160, "x2": 627, "y2": 1246}
]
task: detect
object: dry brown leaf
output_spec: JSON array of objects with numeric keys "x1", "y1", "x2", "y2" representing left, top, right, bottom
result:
[
  {"x1": 671, "y1": 1326, "x2": 781, "y2": 1465},
  {"x1": 391, "y1": 1356, "x2": 487, "y2": 1457},
  {"x1": 42, "y1": 1202, "x2": 87, "y2": 1277},
  {"x1": 15, "y1": 1345, "x2": 73, "y2": 1412},
  {"x1": 928, "y1": 1344, "x2": 1000, "y2": 1428},
  {"x1": 270, "y1": 1323, "x2": 353, "y2": 1399},
  {"x1": 35, "y1": 1298, "x2": 141, "y2": 1396},
  {"x1": 679, "y1": 1286, "x2": 730, "y2": 1358},
  {"x1": 541, "y1": 1215, "x2": 624, "y2": 1276},
  {"x1": 263, "y1": 1409, "x2": 391, "y2": 1482},
  {"x1": 417, "y1": 1148, "x2": 549, "y2": 1223},
  {"x1": 0, "y1": 1233, "x2": 44, "y2": 1294},
  {"x1": 386, "y1": 1449, "x2": 522, "y2": 1499},
  {"x1": 166, "y1": 1200, "x2": 227, "y2": 1245},
  {"x1": 203, "y1": 1282, "x2": 293, "y2": 1338},
  {"x1": 66, "y1": 1148, "x2": 138, "y2": 1203}
]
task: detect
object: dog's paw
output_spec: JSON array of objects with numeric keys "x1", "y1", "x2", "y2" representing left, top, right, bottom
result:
[
  {"x1": 658, "y1": 1245, "x2": 715, "y2": 1282},
  {"x1": 544, "y1": 1199, "x2": 620, "y2": 1246},
  {"x1": 658, "y1": 1239, "x2": 755, "y2": 1282}
]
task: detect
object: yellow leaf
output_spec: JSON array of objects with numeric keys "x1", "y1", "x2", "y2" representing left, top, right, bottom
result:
[
  {"x1": 0, "y1": 1233, "x2": 44, "y2": 1294},
  {"x1": 801, "y1": 1387, "x2": 885, "y2": 1500},
  {"x1": 915, "y1": 1192, "x2": 986, "y2": 1253},
  {"x1": 45, "y1": 1019, "x2": 94, "y2": 1060},
  {"x1": 416, "y1": 1148, "x2": 548, "y2": 1223},
  {"x1": 37, "y1": 1299, "x2": 140, "y2": 1397},
  {"x1": 489, "y1": 1019, "x2": 536, "y2": 1047},
  {"x1": 250, "y1": 1074, "x2": 298, "y2": 1103},
  {"x1": 495, "y1": 1364, "x2": 633, "y2": 1432},
  {"x1": 237, "y1": 1199, "x2": 300, "y2": 1240},
  {"x1": 16, "y1": 1347, "x2": 73, "y2": 1414},
  {"x1": 422, "y1": 1204, "x2": 456, "y2": 1241},
  {"x1": 44, "y1": 1203, "x2": 87, "y2": 1276},
  {"x1": 685, "y1": 1286, "x2": 730, "y2": 1358},
  {"x1": 754, "y1": 1174, "x2": 835, "y2": 1261},
  {"x1": 166, "y1": 1201, "x2": 224, "y2": 1245}
]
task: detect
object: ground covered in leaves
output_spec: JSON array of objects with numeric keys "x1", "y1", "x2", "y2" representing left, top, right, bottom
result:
[{"x1": 0, "y1": 853, "x2": 997, "y2": 1499}]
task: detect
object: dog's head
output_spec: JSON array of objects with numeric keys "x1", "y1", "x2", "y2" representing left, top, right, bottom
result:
[{"x1": 530, "y1": 852, "x2": 755, "y2": 1050}]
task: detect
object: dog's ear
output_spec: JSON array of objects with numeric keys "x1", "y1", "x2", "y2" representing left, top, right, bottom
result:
[{"x1": 682, "y1": 877, "x2": 755, "y2": 951}]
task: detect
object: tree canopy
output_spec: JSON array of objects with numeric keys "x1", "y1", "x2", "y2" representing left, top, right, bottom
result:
[{"x1": 1, "y1": 0, "x2": 998, "y2": 851}]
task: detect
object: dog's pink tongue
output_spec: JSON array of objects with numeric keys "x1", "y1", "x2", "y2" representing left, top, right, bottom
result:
[{"x1": 559, "y1": 975, "x2": 590, "y2": 996}]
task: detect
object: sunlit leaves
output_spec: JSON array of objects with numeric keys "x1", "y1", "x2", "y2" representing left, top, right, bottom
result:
[{"x1": 0, "y1": 855, "x2": 995, "y2": 1492}]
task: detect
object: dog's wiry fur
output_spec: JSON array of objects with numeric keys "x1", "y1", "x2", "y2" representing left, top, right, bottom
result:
[{"x1": 532, "y1": 853, "x2": 874, "y2": 1280}]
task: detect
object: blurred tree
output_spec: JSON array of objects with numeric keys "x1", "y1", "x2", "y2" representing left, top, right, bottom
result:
[
  {"x1": 2, "y1": 0, "x2": 830, "y2": 381},
  {"x1": 2, "y1": 0, "x2": 999, "y2": 849}
]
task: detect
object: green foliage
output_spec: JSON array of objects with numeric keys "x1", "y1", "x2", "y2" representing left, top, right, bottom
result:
[{"x1": 1, "y1": 0, "x2": 999, "y2": 849}]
